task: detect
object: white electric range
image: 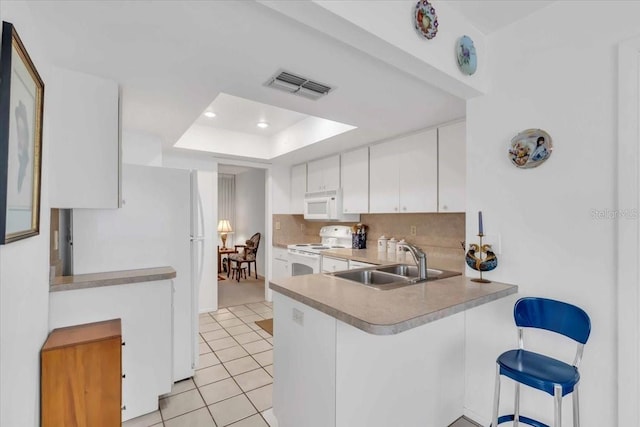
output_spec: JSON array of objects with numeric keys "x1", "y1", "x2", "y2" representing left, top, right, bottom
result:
[{"x1": 286, "y1": 225, "x2": 353, "y2": 276}]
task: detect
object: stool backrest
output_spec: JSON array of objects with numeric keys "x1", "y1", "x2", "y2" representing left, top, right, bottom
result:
[{"x1": 514, "y1": 297, "x2": 591, "y2": 344}]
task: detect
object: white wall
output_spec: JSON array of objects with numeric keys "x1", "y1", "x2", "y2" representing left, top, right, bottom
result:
[
  {"x1": 0, "y1": 3, "x2": 51, "y2": 426},
  {"x1": 122, "y1": 129, "x2": 163, "y2": 166},
  {"x1": 464, "y1": 2, "x2": 640, "y2": 425},
  {"x1": 235, "y1": 168, "x2": 266, "y2": 276}
]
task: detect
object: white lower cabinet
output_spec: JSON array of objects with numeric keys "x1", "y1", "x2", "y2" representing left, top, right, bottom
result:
[
  {"x1": 322, "y1": 256, "x2": 348, "y2": 273},
  {"x1": 273, "y1": 293, "x2": 465, "y2": 427},
  {"x1": 49, "y1": 280, "x2": 173, "y2": 421},
  {"x1": 272, "y1": 247, "x2": 290, "y2": 279}
]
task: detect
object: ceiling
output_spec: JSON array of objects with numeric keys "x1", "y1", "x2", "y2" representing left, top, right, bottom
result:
[
  {"x1": 196, "y1": 93, "x2": 309, "y2": 137},
  {"x1": 26, "y1": 1, "x2": 553, "y2": 165},
  {"x1": 445, "y1": 1, "x2": 555, "y2": 34}
]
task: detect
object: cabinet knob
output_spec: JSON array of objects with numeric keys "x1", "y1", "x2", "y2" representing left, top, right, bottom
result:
[
  {"x1": 442, "y1": 205, "x2": 448, "y2": 210},
  {"x1": 394, "y1": 207, "x2": 398, "y2": 211},
  {"x1": 122, "y1": 374, "x2": 126, "y2": 378},
  {"x1": 402, "y1": 206, "x2": 407, "y2": 211}
]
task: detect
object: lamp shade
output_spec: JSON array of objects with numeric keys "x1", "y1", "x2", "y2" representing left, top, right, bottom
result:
[{"x1": 217, "y1": 220, "x2": 233, "y2": 233}]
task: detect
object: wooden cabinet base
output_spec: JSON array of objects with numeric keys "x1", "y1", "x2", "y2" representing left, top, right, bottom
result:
[{"x1": 41, "y1": 319, "x2": 122, "y2": 427}]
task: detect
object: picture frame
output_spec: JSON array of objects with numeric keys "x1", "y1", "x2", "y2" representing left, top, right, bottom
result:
[{"x1": 0, "y1": 21, "x2": 44, "y2": 244}]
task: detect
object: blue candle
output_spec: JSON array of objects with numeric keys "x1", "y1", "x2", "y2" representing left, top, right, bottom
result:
[{"x1": 478, "y1": 211, "x2": 483, "y2": 235}]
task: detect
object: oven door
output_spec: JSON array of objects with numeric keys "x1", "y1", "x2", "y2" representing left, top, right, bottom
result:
[{"x1": 288, "y1": 250, "x2": 321, "y2": 276}]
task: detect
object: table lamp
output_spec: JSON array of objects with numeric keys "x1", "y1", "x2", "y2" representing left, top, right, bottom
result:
[{"x1": 217, "y1": 219, "x2": 233, "y2": 249}]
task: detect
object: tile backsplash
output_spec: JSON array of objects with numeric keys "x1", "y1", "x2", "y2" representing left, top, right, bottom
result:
[{"x1": 272, "y1": 213, "x2": 466, "y2": 271}]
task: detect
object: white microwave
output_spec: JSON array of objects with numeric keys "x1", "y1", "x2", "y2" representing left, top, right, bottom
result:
[{"x1": 303, "y1": 189, "x2": 360, "y2": 222}]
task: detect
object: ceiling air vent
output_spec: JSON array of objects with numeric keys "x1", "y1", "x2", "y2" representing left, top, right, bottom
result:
[{"x1": 265, "y1": 70, "x2": 332, "y2": 100}]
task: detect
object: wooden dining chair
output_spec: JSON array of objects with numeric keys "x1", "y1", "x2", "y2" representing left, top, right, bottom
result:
[{"x1": 227, "y1": 233, "x2": 261, "y2": 282}]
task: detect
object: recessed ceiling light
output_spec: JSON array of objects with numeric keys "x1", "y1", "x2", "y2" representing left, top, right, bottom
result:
[
  {"x1": 257, "y1": 122, "x2": 269, "y2": 129},
  {"x1": 204, "y1": 111, "x2": 216, "y2": 118}
]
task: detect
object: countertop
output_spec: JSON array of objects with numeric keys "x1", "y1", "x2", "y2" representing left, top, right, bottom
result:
[
  {"x1": 50, "y1": 267, "x2": 176, "y2": 293},
  {"x1": 269, "y1": 249, "x2": 517, "y2": 335}
]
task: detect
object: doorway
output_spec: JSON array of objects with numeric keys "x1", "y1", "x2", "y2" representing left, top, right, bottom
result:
[{"x1": 217, "y1": 164, "x2": 267, "y2": 308}]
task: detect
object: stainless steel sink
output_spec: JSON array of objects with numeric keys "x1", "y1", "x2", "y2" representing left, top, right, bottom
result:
[
  {"x1": 332, "y1": 269, "x2": 410, "y2": 286},
  {"x1": 329, "y1": 264, "x2": 462, "y2": 291}
]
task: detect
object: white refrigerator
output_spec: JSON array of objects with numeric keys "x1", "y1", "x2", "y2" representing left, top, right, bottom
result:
[
  {"x1": 72, "y1": 164, "x2": 217, "y2": 382},
  {"x1": 190, "y1": 169, "x2": 218, "y2": 314}
]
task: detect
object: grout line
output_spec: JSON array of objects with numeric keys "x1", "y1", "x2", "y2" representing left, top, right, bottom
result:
[
  {"x1": 192, "y1": 376, "x2": 218, "y2": 427},
  {"x1": 195, "y1": 301, "x2": 273, "y2": 426}
]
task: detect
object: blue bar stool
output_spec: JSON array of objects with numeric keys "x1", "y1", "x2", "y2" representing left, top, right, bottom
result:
[{"x1": 492, "y1": 297, "x2": 591, "y2": 427}]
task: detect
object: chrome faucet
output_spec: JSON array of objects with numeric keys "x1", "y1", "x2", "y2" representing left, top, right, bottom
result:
[{"x1": 398, "y1": 243, "x2": 428, "y2": 281}]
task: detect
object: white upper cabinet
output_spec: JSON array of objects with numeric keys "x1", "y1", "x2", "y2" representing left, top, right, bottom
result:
[
  {"x1": 370, "y1": 129, "x2": 438, "y2": 213},
  {"x1": 290, "y1": 163, "x2": 307, "y2": 214},
  {"x1": 49, "y1": 66, "x2": 121, "y2": 208},
  {"x1": 438, "y1": 121, "x2": 466, "y2": 212},
  {"x1": 369, "y1": 141, "x2": 399, "y2": 213},
  {"x1": 341, "y1": 147, "x2": 369, "y2": 213},
  {"x1": 307, "y1": 155, "x2": 340, "y2": 192}
]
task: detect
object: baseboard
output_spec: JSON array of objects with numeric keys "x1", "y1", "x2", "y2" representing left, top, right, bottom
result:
[
  {"x1": 449, "y1": 415, "x2": 483, "y2": 427},
  {"x1": 463, "y1": 408, "x2": 487, "y2": 426}
]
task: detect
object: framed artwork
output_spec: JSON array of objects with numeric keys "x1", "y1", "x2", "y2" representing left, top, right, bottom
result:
[{"x1": 0, "y1": 21, "x2": 44, "y2": 244}]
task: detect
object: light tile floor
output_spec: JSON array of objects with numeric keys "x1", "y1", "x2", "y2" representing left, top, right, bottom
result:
[{"x1": 123, "y1": 301, "x2": 274, "y2": 427}]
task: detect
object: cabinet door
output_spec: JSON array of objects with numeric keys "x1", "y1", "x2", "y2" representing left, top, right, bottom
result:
[
  {"x1": 290, "y1": 164, "x2": 307, "y2": 214},
  {"x1": 49, "y1": 66, "x2": 121, "y2": 208},
  {"x1": 272, "y1": 247, "x2": 290, "y2": 280},
  {"x1": 341, "y1": 147, "x2": 369, "y2": 213},
  {"x1": 398, "y1": 129, "x2": 438, "y2": 213},
  {"x1": 322, "y1": 155, "x2": 340, "y2": 190},
  {"x1": 306, "y1": 159, "x2": 324, "y2": 193},
  {"x1": 272, "y1": 258, "x2": 290, "y2": 279},
  {"x1": 438, "y1": 121, "x2": 466, "y2": 212},
  {"x1": 369, "y1": 142, "x2": 399, "y2": 213},
  {"x1": 307, "y1": 156, "x2": 340, "y2": 192}
]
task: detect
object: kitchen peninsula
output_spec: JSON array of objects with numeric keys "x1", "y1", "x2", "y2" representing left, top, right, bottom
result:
[{"x1": 270, "y1": 250, "x2": 517, "y2": 427}]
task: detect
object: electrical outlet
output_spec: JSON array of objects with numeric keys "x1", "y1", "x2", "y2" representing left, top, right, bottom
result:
[
  {"x1": 293, "y1": 308, "x2": 304, "y2": 326},
  {"x1": 300, "y1": 223, "x2": 305, "y2": 232},
  {"x1": 275, "y1": 221, "x2": 281, "y2": 230},
  {"x1": 410, "y1": 225, "x2": 417, "y2": 236}
]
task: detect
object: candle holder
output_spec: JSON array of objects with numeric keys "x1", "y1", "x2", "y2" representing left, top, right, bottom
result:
[{"x1": 465, "y1": 233, "x2": 498, "y2": 283}]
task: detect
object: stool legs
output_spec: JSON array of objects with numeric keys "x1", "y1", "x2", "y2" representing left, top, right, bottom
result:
[
  {"x1": 514, "y1": 383, "x2": 520, "y2": 426},
  {"x1": 554, "y1": 384, "x2": 562, "y2": 427},
  {"x1": 492, "y1": 363, "x2": 501, "y2": 427},
  {"x1": 572, "y1": 385, "x2": 580, "y2": 427}
]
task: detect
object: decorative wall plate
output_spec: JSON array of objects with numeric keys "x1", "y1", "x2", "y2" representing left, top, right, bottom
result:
[
  {"x1": 508, "y1": 129, "x2": 553, "y2": 169},
  {"x1": 456, "y1": 35, "x2": 477, "y2": 75},
  {"x1": 414, "y1": 0, "x2": 438, "y2": 39}
]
